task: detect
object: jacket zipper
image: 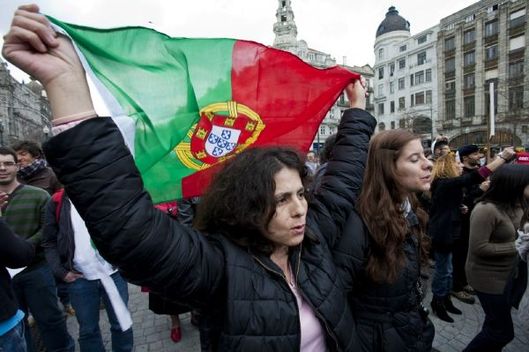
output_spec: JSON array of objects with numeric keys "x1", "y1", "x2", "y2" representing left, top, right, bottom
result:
[{"x1": 293, "y1": 247, "x2": 341, "y2": 352}]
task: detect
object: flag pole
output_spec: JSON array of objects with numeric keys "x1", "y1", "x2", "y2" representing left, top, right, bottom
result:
[{"x1": 487, "y1": 81, "x2": 495, "y2": 161}]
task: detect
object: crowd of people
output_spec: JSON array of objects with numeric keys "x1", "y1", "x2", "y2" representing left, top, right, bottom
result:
[{"x1": 1, "y1": 4, "x2": 529, "y2": 352}]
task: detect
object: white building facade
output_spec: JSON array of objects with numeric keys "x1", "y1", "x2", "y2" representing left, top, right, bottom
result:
[{"x1": 373, "y1": 7, "x2": 439, "y2": 146}]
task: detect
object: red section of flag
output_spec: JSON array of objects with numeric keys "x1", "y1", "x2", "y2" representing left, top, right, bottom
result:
[{"x1": 181, "y1": 40, "x2": 359, "y2": 198}]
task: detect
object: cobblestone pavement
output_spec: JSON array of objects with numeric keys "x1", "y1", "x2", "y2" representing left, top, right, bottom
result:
[{"x1": 65, "y1": 280, "x2": 529, "y2": 352}]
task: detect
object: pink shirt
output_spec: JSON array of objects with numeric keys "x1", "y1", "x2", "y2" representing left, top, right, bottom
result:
[{"x1": 289, "y1": 281, "x2": 327, "y2": 351}]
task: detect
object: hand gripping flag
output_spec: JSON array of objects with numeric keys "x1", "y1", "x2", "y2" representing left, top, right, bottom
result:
[{"x1": 48, "y1": 17, "x2": 360, "y2": 203}]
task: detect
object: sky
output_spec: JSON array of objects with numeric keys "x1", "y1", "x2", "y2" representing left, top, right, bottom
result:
[{"x1": 1, "y1": 0, "x2": 479, "y2": 82}]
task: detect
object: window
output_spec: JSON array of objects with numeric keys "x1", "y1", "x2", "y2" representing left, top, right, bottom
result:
[
  {"x1": 464, "y1": 51, "x2": 475, "y2": 66},
  {"x1": 378, "y1": 48, "x2": 384, "y2": 60},
  {"x1": 378, "y1": 67, "x2": 384, "y2": 79},
  {"x1": 378, "y1": 122, "x2": 386, "y2": 131},
  {"x1": 446, "y1": 100, "x2": 455, "y2": 120},
  {"x1": 465, "y1": 14, "x2": 475, "y2": 23},
  {"x1": 426, "y1": 90, "x2": 432, "y2": 104},
  {"x1": 445, "y1": 58, "x2": 455, "y2": 73},
  {"x1": 398, "y1": 58, "x2": 406, "y2": 70},
  {"x1": 464, "y1": 96, "x2": 475, "y2": 118},
  {"x1": 281, "y1": 15, "x2": 287, "y2": 22},
  {"x1": 390, "y1": 101, "x2": 395, "y2": 113},
  {"x1": 509, "y1": 86, "x2": 524, "y2": 110},
  {"x1": 509, "y1": 35, "x2": 525, "y2": 51},
  {"x1": 398, "y1": 78, "x2": 405, "y2": 90},
  {"x1": 390, "y1": 81, "x2": 395, "y2": 94},
  {"x1": 378, "y1": 103, "x2": 385, "y2": 115},
  {"x1": 417, "y1": 35, "x2": 427, "y2": 44},
  {"x1": 417, "y1": 51, "x2": 427, "y2": 65},
  {"x1": 389, "y1": 63, "x2": 395, "y2": 77},
  {"x1": 282, "y1": 1, "x2": 286, "y2": 7},
  {"x1": 320, "y1": 125, "x2": 326, "y2": 135},
  {"x1": 445, "y1": 80, "x2": 455, "y2": 92},
  {"x1": 410, "y1": 74, "x2": 414, "y2": 87},
  {"x1": 378, "y1": 84, "x2": 384, "y2": 96},
  {"x1": 391, "y1": 121, "x2": 395, "y2": 129},
  {"x1": 510, "y1": 8, "x2": 526, "y2": 28},
  {"x1": 415, "y1": 92, "x2": 425, "y2": 105},
  {"x1": 485, "y1": 45, "x2": 498, "y2": 61},
  {"x1": 425, "y1": 69, "x2": 432, "y2": 82},
  {"x1": 485, "y1": 20, "x2": 499, "y2": 37},
  {"x1": 411, "y1": 94, "x2": 415, "y2": 106},
  {"x1": 464, "y1": 73, "x2": 475, "y2": 89},
  {"x1": 399, "y1": 97, "x2": 405, "y2": 110},
  {"x1": 487, "y1": 4, "x2": 499, "y2": 13},
  {"x1": 463, "y1": 29, "x2": 476, "y2": 44},
  {"x1": 509, "y1": 61, "x2": 524, "y2": 78},
  {"x1": 445, "y1": 37, "x2": 455, "y2": 51},
  {"x1": 399, "y1": 45, "x2": 407, "y2": 52},
  {"x1": 415, "y1": 71, "x2": 425, "y2": 85},
  {"x1": 523, "y1": 125, "x2": 528, "y2": 134}
]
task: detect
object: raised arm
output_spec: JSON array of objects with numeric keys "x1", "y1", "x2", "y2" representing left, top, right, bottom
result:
[
  {"x1": 3, "y1": 5, "x2": 225, "y2": 307},
  {"x1": 307, "y1": 80, "x2": 376, "y2": 247}
]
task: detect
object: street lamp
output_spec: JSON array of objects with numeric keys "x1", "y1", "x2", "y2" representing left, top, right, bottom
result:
[{"x1": 42, "y1": 125, "x2": 50, "y2": 141}]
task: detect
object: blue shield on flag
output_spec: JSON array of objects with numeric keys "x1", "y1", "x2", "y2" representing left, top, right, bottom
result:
[{"x1": 206, "y1": 126, "x2": 241, "y2": 158}]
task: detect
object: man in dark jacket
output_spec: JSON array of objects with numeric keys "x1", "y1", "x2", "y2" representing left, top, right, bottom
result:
[
  {"x1": 0, "y1": 218, "x2": 35, "y2": 352},
  {"x1": 451, "y1": 145, "x2": 486, "y2": 304}
]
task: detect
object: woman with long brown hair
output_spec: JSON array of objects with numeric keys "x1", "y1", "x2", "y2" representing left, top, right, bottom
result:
[
  {"x1": 333, "y1": 129, "x2": 435, "y2": 351},
  {"x1": 428, "y1": 150, "x2": 514, "y2": 323}
]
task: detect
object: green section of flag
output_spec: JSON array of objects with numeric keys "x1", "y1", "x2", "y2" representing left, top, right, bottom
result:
[{"x1": 48, "y1": 17, "x2": 234, "y2": 201}]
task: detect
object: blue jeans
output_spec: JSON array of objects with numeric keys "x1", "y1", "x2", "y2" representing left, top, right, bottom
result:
[
  {"x1": 463, "y1": 286, "x2": 514, "y2": 351},
  {"x1": 12, "y1": 264, "x2": 74, "y2": 352},
  {"x1": 431, "y1": 251, "x2": 453, "y2": 297},
  {"x1": 68, "y1": 272, "x2": 133, "y2": 352},
  {"x1": 0, "y1": 320, "x2": 27, "y2": 352}
]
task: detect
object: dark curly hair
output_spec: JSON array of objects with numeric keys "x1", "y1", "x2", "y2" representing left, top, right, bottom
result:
[
  {"x1": 11, "y1": 140, "x2": 43, "y2": 159},
  {"x1": 478, "y1": 164, "x2": 529, "y2": 213},
  {"x1": 193, "y1": 146, "x2": 309, "y2": 255}
]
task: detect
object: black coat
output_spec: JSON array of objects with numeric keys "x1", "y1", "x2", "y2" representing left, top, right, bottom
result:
[
  {"x1": 334, "y1": 211, "x2": 434, "y2": 352},
  {"x1": 0, "y1": 219, "x2": 35, "y2": 322},
  {"x1": 44, "y1": 108, "x2": 376, "y2": 351},
  {"x1": 428, "y1": 169, "x2": 484, "y2": 251}
]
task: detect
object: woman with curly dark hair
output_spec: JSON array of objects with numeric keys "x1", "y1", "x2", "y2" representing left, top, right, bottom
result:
[
  {"x1": 333, "y1": 129, "x2": 435, "y2": 351},
  {"x1": 2, "y1": 5, "x2": 376, "y2": 351}
]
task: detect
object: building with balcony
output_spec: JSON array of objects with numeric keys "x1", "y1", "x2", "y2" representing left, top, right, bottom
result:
[
  {"x1": 373, "y1": 6, "x2": 439, "y2": 146},
  {"x1": 273, "y1": 0, "x2": 374, "y2": 152},
  {"x1": 436, "y1": 0, "x2": 528, "y2": 147}
]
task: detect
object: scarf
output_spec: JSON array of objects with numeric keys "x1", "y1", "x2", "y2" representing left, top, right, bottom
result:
[{"x1": 17, "y1": 159, "x2": 47, "y2": 180}]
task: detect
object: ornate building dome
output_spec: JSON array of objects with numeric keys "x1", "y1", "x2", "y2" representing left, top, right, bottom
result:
[{"x1": 376, "y1": 6, "x2": 410, "y2": 37}]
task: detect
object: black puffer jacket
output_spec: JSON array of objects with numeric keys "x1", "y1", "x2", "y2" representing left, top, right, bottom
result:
[
  {"x1": 428, "y1": 169, "x2": 485, "y2": 252},
  {"x1": 44, "y1": 109, "x2": 376, "y2": 351},
  {"x1": 334, "y1": 211, "x2": 435, "y2": 352}
]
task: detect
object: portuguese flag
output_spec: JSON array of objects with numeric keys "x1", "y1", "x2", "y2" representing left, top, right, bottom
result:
[{"x1": 48, "y1": 17, "x2": 359, "y2": 203}]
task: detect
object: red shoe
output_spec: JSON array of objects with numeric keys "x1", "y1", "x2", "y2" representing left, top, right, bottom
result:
[{"x1": 170, "y1": 326, "x2": 182, "y2": 343}]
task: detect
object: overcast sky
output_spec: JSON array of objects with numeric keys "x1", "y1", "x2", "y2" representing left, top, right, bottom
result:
[{"x1": 2, "y1": 0, "x2": 479, "y2": 81}]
